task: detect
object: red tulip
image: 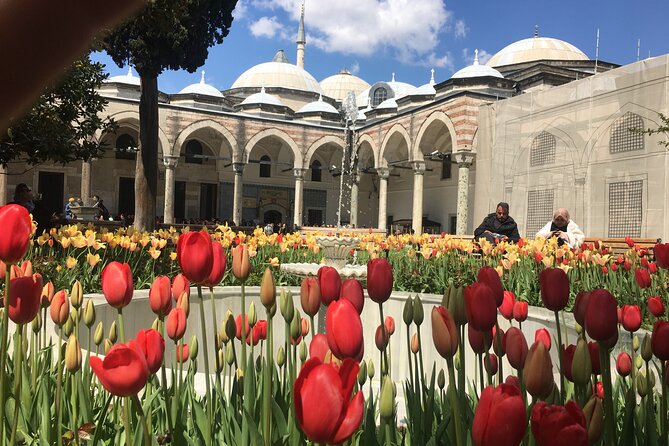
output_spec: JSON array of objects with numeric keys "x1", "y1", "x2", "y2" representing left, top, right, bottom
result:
[
  {"x1": 49, "y1": 289, "x2": 70, "y2": 326},
  {"x1": 384, "y1": 316, "x2": 395, "y2": 336},
  {"x1": 562, "y1": 344, "x2": 576, "y2": 382},
  {"x1": 231, "y1": 244, "x2": 250, "y2": 282},
  {"x1": 472, "y1": 384, "x2": 526, "y2": 446},
  {"x1": 0, "y1": 204, "x2": 32, "y2": 264},
  {"x1": 477, "y1": 266, "x2": 504, "y2": 307},
  {"x1": 166, "y1": 308, "x2": 187, "y2": 341},
  {"x1": 524, "y1": 341, "x2": 554, "y2": 399},
  {"x1": 177, "y1": 231, "x2": 213, "y2": 284},
  {"x1": 654, "y1": 243, "x2": 669, "y2": 269},
  {"x1": 616, "y1": 352, "x2": 632, "y2": 377},
  {"x1": 149, "y1": 276, "x2": 172, "y2": 317},
  {"x1": 300, "y1": 277, "x2": 321, "y2": 316},
  {"x1": 90, "y1": 342, "x2": 149, "y2": 397},
  {"x1": 485, "y1": 353, "x2": 498, "y2": 376},
  {"x1": 171, "y1": 274, "x2": 190, "y2": 302},
  {"x1": 587, "y1": 342, "x2": 601, "y2": 375},
  {"x1": 505, "y1": 327, "x2": 528, "y2": 370},
  {"x1": 531, "y1": 400, "x2": 588, "y2": 446},
  {"x1": 573, "y1": 291, "x2": 590, "y2": 326},
  {"x1": 294, "y1": 358, "x2": 364, "y2": 444},
  {"x1": 253, "y1": 320, "x2": 267, "y2": 341},
  {"x1": 648, "y1": 296, "x2": 665, "y2": 317},
  {"x1": 340, "y1": 279, "x2": 364, "y2": 314},
  {"x1": 499, "y1": 290, "x2": 515, "y2": 320},
  {"x1": 468, "y1": 326, "x2": 492, "y2": 354},
  {"x1": 235, "y1": 314, "x2": 250, "y2": 340},
  {"x1": 318, "y1": 266, "x2": 341, "y2": 306},
  {"x1": 431, "y1": 306, "x2": 459, "y2": 359},
  {"x1": 584, "y1": 289, "x2": 618, "y2": 342},
  {"x1": 649, "y1": 262, "x2": 657, "y2": 273},
  {"x1": 505, "y1": 375, "x2": 521, "y2": 391},
  {"x1": 651, "y1": 321, "x2": 669, "y2": 361},
  {"x1": 309, "y1": 333, "x2": 330, "y2": 362},
  {"x1": 634, "y1": 268, "x2": 651, "y2": 289},
  {"x1": 464, "y1": 282, "x2": 497, "y2": 332},
  {"x1": 621, "y1": 305, "x2": 641, "y2": 332},
  {"x1": 535, "y1": 328, "x2": 552, "y2": 351},
  {"x1": 375, "y1": 324, "x2": 389, "y2": 351},
  {"x1": 366, "y1": 258, "x2": 393, "y2": 304},
  {"x1": 8, "y1": 273, "x2": 43, "y2": 324},
  {"x1": 540, "y1": 268, "x2": 570, "y2": 311},
  {"x1": 492, "y1": 326, "x2": 505, "y2": 358},
  {"x1": 101, "y1": 261, "x2": 133, "y2": 309},
  {"x1": 513, "y1": 301, "x2": 528, "y2": 323},
  {"x1": 326, "y1": 299, "x2": 364, "y2": 361},
  {"x1": 202, "y1": 241, "x2": 227, "y2": 287},
  {"x1": 176, "y1": 344, "x2": 189, "y2": 363},
  {"x1": 135, "y1": 329, "x2": 165, "y2": 374}
]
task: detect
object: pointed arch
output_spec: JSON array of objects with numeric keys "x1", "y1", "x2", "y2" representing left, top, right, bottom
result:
[
  {"x1": 95, "y1": 110, "x2": 169, "y2": 158},
  {"x1": 304, "y1": 135, "x2": 346, "y2": 166},
  {"x1": 243, "y1": 128, "x2": 302, "y2": 167},
  {"x1": 357, "y1": 133, "x2": 379, "y2": 167},
  {"x1": 172, "y1": 119, "x2": 237, "y2": 160},
  {"x1": 379, "y1": 123, "x2": 411, "y2": 166},
  {"x1": 412, "y1": 111, "x2": 458, "y2": 160}
]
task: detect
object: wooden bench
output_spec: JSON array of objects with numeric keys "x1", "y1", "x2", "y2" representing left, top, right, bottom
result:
[{"x1": 584, "y1": 237, "x2": 661, "y2": 255}]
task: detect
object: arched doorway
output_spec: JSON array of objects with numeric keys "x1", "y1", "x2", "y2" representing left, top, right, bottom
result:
[{"x1": 264, "y1": 210, "x2": 282, "y2": 224}]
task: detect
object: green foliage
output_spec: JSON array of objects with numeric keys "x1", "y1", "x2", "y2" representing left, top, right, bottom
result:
[{"x1": 634, "y1": 112, "x2": 669, "y2": 148}]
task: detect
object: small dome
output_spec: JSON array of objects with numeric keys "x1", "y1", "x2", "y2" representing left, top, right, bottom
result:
[
  {"x1": 414, "y1": 69, "x2": 437, "y2": 95},
  {"x1": 452, "y1": 50, "x2": 504, "y2": 79},
  {"x1": 107, "y1": 66, "x2": 140, "y2": 86},
  {"x1": 320, "y1": 69, "x2": 370, "y2": 102},
  {"x1": 240, "y1": 87, "x2": 285, "y2": 107},
  {"x1": 231, "y1": 50, "x2": 322, "y2": 94},
  {"x1": 178, "y1": 71, "x2": 223, "y2": 97},
  {"x1": 487, "y1": 35, "x2": 589, "y2": 67},
  {"x1": 386, "y1": 73, "x2": 416, "y2": 98},
  {"x1": 297, "y1": 95, "x2": 339, "y2": 114}
]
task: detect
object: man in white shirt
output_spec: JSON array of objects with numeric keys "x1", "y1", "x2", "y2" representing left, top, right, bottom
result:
[{"x1": 536, "y1": 208, "x2": 585, "y2": 249}]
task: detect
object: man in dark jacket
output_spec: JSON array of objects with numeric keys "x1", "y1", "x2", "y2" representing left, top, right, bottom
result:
[{"x1": 474, "y1": 202, "x2": 520, "y2": 243}]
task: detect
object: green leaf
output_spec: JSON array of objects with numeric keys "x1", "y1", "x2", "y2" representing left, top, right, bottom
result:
[{"x1": 192, "y1": 397, "x2": 212, "y2": 446}]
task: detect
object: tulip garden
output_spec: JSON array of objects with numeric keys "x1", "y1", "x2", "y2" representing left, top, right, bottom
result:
[{"x1": 2, "y1": 204, "x2": 669, "y2": 446}]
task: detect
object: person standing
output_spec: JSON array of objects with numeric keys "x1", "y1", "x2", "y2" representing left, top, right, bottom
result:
[
  {"x1": 474, "y1": 202, "x2": 521, "y2": 243},
  {"x1": 12, "y1": 183, "x2": 35, "y2": 213},
  {"x1": 536, "y1": 208, "x2": 584, "y2": 248}
]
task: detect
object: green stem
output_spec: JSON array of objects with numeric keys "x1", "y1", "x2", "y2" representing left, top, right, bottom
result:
[
  {"x1": 56, "y1": 327, "x2": 64, "y2": 446},
  {"x1": 378, "y1": 302, "x2": 388, "y2": 377},
  {"x1": 241, "y1": 283, "x2": 247, "y2": 374},
  {"x1": 447, "y1": 357, "x2": 464, "y2": 446},
  {"x1": 406, "y1": 326, "x2": 414, "y2": 392},
  {"x1": 9, "y1": 327, "x2": 24, "y2": 446},
  {"x1": 117, "y1": 308, "x2": 126, "y2": 343},
  {"x1": 209, "y1": 287, "x2": 220, "y2": 412},
  {"x1": 554, "y1": 311, "x2": 565, "y2": 403},
  {"x1": 0, "y1": 264, "x2": 11, "y2": 445},
  {"x1": 662, "y1": 360, "x2": 667, "y2": 446},
  {"x1": 264, "y1": 312, "x2": 273, "y2": 446},
  {"x1": 131, "y1": 395, "x2": 152, "y2": 446},
  {"x1": 478, "y1": 353, "x2": 484, "y2": 395},
  {"x1": 196, "y1": 285, "x2": 213, "y2": 423},
  {"x1": 598, "y1": 342, "x2": 616, "y2": 446}
]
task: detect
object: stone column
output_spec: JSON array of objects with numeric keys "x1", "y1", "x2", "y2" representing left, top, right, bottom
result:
[
  {"x1": 0, "y1": 164, "x2": 7, "y2": 206},
  {"x1": 350, "y1": 170, "x2": 361, "y2": 228},
  {"x1": 292, "y1": 168, "x2": 307, "y2": 228},
  {"x1": 411, "y1": 161, "x2": 426, "y2": 235},
  {"x1": 377, "y1": 167, "x2": 390, "y2": 231},
  {"x1": 162, "y1": 155, "x2": 179, "y2": 224},
  {"x1": 453, "y1": 151, "x2": 476, "y2": 235},
  {"x1": 232, "y1": 163, "x2": 245, "y2": 226},
  {"x1": 80, "y1": 160, "x2": 92, "y2": 205}
]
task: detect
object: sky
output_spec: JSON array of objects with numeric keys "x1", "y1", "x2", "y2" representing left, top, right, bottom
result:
[{"x1": 92, "y1": 0, "x2": 669, "y2": 95}]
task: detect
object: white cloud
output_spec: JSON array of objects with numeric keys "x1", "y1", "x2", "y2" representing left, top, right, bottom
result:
[
  {"x1": 350, "y1": 62, "x2": 360, "y2": 75},
  {"x1": 233, "y1": 0, "x2": 248, "y2": 20},
  {"x1": 462, "y1": 48, "x2": 493, "y2": 65},
  {"x1": 454, "y1": 20, "x2": 467, "y2": 39},
  {"x1": 249, "y1": 16, "x2": 284, "y2": 38}
]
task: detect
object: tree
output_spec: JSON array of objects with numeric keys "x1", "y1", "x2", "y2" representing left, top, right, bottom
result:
[
  {"x1": 1, "y1": 57, "x2": 116, "y2": 167},
  {"x1": 638, "y1": 113, "x2": 669, "y2": 148},
  {"x1": 102, "y1": 0, "x2": 238, "y2": 231}
]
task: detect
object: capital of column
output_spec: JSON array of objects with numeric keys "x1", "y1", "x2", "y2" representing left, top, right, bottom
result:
[
  {"x1": 412, "y1": 161, "x2": 426, "y2": 175},
  {"x1": 351, "y1": 169, "x2": 362, "y2": 184},
  {"x1": 376, "y1": 167, "x2": 390, "y2": 180},
  {"x1": 162, "y1": 155, "x2": 179, "y2": 169},
  {"x1": 293, "y1": 168, "x2": 308, "y2": 180},
  {"x1": 232, "y1": 162, "x2": 245, "y2": 174},
  {"x1": 452, "y1": 151, "x2": 476, "y2": 167}
]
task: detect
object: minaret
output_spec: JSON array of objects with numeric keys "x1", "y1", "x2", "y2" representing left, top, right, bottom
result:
[{"x1": 296, "y1": 1, "x2": 306, "y2": 69}]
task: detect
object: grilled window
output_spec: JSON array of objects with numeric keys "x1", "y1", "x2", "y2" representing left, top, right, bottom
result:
[
  {"x1": 526, "y1": 189, "x2": 554, "y2": 236},
  {"x1": 530, "y1": 131, "x2": 555, "y2": 167},
  {"x1": 610, "y1": 112, "x2": 644, "y2": 154},
  {"x1": 608, "y1": 180, "x2": 643, "y2": 237}
]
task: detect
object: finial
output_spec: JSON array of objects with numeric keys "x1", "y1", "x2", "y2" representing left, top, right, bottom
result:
[
  {"x1": 534, "y1": 25, "x2": 539, "y2": 37},
  {"x1": 474, "y1": 49, "x2": 479, "y2": 65},
  {"x1": 430, "y1": 68, "x2": 435, "y2": 85},
  {"x1": 297, "y1": 0, "x2": 306, "y2": 44},
  {"x1": 260, "y1": 86, "x2": 266, "y2": 94},
  {"x1": 200, "y1": 71, "x2": 206, "y2": 84},
  {"x1": 126, "y1": 66, "x2": 133, "y2": 77},
  {"x1": 391, "y1": 72, "x2": 395, "y2": 82},
  {"x1": 318, "y1": 94, "x2": 323, "y2": 102}
]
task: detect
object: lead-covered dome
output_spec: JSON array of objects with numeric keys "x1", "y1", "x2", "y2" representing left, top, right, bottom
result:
[
  {"x1": 487, "y1": 36, "x2": 589, "y2": 68},
  {"x1": 320, "y1": 69, "x2": 370, "y2": 102},
  {"x1": 240, "y1": 87, "x2": 284, "y2": 107},
  {"x1": 178, "y1": 71, "x2": 223, "y2": 97},
  {"x1": 106, "y1": 66, "x2": 140, "y2": 86},
  {"x1": 297, "y1": 95, "x2": 339, "y2": 114},
  {"x1": 231, "y1": 50, "x2": 322, "y2": 94},
  {"x1": 452, "y1": 50, "x2": 504, "y2": 79}
]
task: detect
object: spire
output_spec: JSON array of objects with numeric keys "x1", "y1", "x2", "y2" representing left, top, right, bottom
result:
[
  {"x1": 391, "y1": 72, "x2": 395, "y2": 82},
  {"x1": 534, "y1": 25, "x2": 539, "y2": 37},
  {"x1": 296, "y1": 1, "x2": 306, "y2": 69},
  {"x1": 429, "y1": 68, "x2": 435, "y2": 85},
  {"x1": 200, "y1": 71, "x2": 206, "y2": 84},
  {"x1": 126, "y1": 66, "x2": 133, "y2": 77},
  {"x1": 473, "y1": 49, "x2": 479, "y2": 65}
]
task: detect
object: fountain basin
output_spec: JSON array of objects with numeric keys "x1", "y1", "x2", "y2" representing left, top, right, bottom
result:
[{"x1": 280, "y1": 262, "x2": 366, "y2": 278}]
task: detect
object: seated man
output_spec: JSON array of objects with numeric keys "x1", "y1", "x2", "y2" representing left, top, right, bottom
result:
[
  {"x1": 474, "y1": 202, "x2": 520, "y2": 243},
  {"x1": 536, "y1": 208, "x2": 584, "y2": 248}
]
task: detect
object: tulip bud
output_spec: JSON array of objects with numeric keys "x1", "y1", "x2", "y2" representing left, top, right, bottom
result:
[
  {"x1": 70, "y1": 280, "x2": 83, "y2": 309},
  {"x1": 63, "y1": 314, "x2": 74, "y2": 337},
  {"x1": 402, "y1": 296, "x2": 413, "y2": 326},
  {"x1": 83, "y1": 299, "x2": 95, "y2": 328},
  {"x1": 641, "y1": 334, "x2": 652, "y2": 362},
  {"x1": 299, "y1": 342, "x2": 307, "y2": 363},
  {"x1": 108, "y1": 321, "x2": 118, "y2": 344},
  {"x1": 574, "y1": 322, "x2": 583, "y2": 335},
  {"x1": 103, "y1": 338, "x2": 113, "y2": 354},
  {"x1": 259, "y1": 268, "x2": 276, "y2": 308},
  {"x1": 379, "y1": 376, "x2": 395, "y2": 419},
  {"x1": 357, "y1": 361, "x2": 367, "y2": 386},
  {"x1": 411, "y1": 332, "x2": 419, "y2": 354},
  {"x1": 290, "y1": 311, "x2": 301, "y2": 341},
  {"x1": 413, "y1": 295, "x2": 424, "y2": 325},
  {"x1": 437, "y1": 369, "x2": 445, "y2": 390},
  {"x1": 454, "y1": 349, "x2": 462, "y2": 370},
  {"x1": 636, "y1": 372, "x2": 648, "y2": 397},
  {"x1": 524, "y1": 341, "x2": 554, "y2": 399},
  {"x1": 31, "y1": 312, "x2": 42, "y2": 333},
  {"x1": 152, "y1": 317, "x2": 160, "y2": 331},
  {"x1": 50, "y1": 290, "x2": 70, "y2": 327},
  {"x1": 216, "y1": 349, "x2": 224, "y2": 373},
  {"x1": 41, "y1": 281, "x2": 55, "y2": 309},
  {"x1": 635, "y1": 355, "x2": 643, "y2": 370},
  {"x1": 648, "y1": 369, "x2": 656, "y2": 388},
  {"x1": 280, "y1": 289, "x2": 294, "y2": 324},
  {"x1": 189, "y1": 335, "x2": 198, "y2": 360},
  {"x1": 582, "y1": 397, "x2": 603, "y2": 444},
  {"x1": 431, "y1": 306, "x2": 459, "y2": 359},
  {"x1": 65, "y1": 334, "x2": 81, "y2": 372},
  {"x1": 225, "y1": 342, "x2": 235, "y2": 366},
  {"x1": 572, "y1": 338, "x2": 592, "y2": 386},
  {"x1": 367, "y1": 360, "x2": 375, "y2": 380},
  {"x1": 277, "y1": 346, "x2": 286, "y2": 368},
  {"x1": 616, "y1": 352, "x2": 632, "y2": 377},
  {"x1": 485, "y1": 353, "x2": 498, "y2": 376},
  {"x1": 633, "y1": 335, "x2": 640, "y2": 352},
  {"x1": 446, "y1": 286, "x2": 467, "y2": 326},
  {"x1": 225, "y1": 311, "x2": 237, "y2": 342},
  {"x1": 268, "y1": 301, "x2": 276, "y2": 318},
  {"x1": 177, "y1": 292, "x2": 190, "y2": 317},
  {"x1": 93, "y1": 322, "x2": 104, "y2": 346},
  {"x1": 248, "y1": 302, "x2": 257, "y2": 328},
  {"x1": 301, "y1": 318, "x2": 309, "y2": 337}
]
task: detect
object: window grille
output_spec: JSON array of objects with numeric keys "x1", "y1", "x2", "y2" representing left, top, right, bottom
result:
[
  {"x1": 304, "y1": 189, "x2": 327, "y2": 208},
  {"x1": 608, "y1": 180, "x2": 643, "y2": 237},
  {"x1": 530, "y1": 131, "x2": 556, "y2": 167},
  {"x1": 372, "y1": 88, "x2": 388, "y2": 107},
  {"x1": 609, "y1": 112, "x2": 644, "y2": 154},
  {"x1": 526, "y1": 189, "x2": 554, "y2": 236}
]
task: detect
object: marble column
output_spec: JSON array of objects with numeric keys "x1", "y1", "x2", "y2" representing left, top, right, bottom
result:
[
  {"x1": 377, "y1": 167, "x2": 390, "y2": 231},
  {"x1": 0, "y1": 164, "x2": 7, "y2": 206},
  {"x1": 350, "y1": 170, "x2": 361, "y2": 228},
  {"x1": 232, "y1": 163, "x2": 245, "y2": 226},
  {"x1": 162, "y1": 155, "x2": 179, "y2": 224},
  {"x1": 453, "y1": 151, "x2": 476, "y2": 235},
  {"x1": 80, "y1": 160, "x2": 92, "y2": 205},
  {"x1": 293, "y1": 168, "x2": 307, "y2": 228},
  {"x1": 411, "y1": 161, "x2": 426, "y2": 235}
]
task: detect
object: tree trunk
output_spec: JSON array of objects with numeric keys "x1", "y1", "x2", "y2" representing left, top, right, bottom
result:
[{"x1": 135, "y1": 75, "x2": 159, "y2": 232}]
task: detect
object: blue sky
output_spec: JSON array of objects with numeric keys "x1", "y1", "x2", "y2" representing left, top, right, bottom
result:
[{"x1": 93, "y1": 0, "x2": 669, "y2": 94}]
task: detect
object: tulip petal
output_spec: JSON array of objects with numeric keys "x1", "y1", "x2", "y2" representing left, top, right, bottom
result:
[{"x1": 331, "y1": 391, "x2": 364, "y2": 444}]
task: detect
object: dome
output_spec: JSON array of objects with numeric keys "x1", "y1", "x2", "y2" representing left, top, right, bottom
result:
[
  {"x1": 178, "y1": 71, "x2": 223, "y2": 97},
  {"x1": 452, "y1": 50, "x2": 504, "y2": 79},
  {"x1": 240, "y1": 87, "x2": 285, "y2": 107},
  {"x1": 487, "y1": 35, "x2": 589, "y2": 67},
  {"x1": 356, "y1": 74, "x2": 417, "y2": 107},
  {"x1": 414, "y1": 69, "x2": 437, "y2": 95},
  {"x1": 386, "y1": 73, "x2": 417, "y2": 98},
  {"x1": 320, "y1": 69, "x2": 370, "y2": 102},
  {"x1": 297, "y1": 95, "x2": 339, "y2": 114},
  {"x1": 107, "y1": 66, "x2": 140, "y2": 86},
  {"x1": 231, "y1": 50, "x2": 322, "y2": 94}
]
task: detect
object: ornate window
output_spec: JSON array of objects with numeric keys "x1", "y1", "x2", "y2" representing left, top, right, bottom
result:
[
  {"x1": 372, "y1": 87, "x2": 388, "y2": 107},
  {"x1": 530, "y1": 131, "x2": 556, "y2": 167},
  {"x1": 115, "y1": 134, "x2": 136, "y2": 160},
  {"x1": 526, "y1": 189, "x2": 554, "y2": 236},
  {"x1": 608, "y1": 180, "x2": 643, "y2": 237},
  {"x1": 311, "y1": 160, "x2": 322, "y2": 182},
  {"x1": 609, "y1": 112, "x2": 644, "y2": 154},
  {"x1": 259, "y1": 155, "x2": 271, "y2": 178},
  {"x1": 185, "y1": 140, "x2": 203, "y2": 164}
]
